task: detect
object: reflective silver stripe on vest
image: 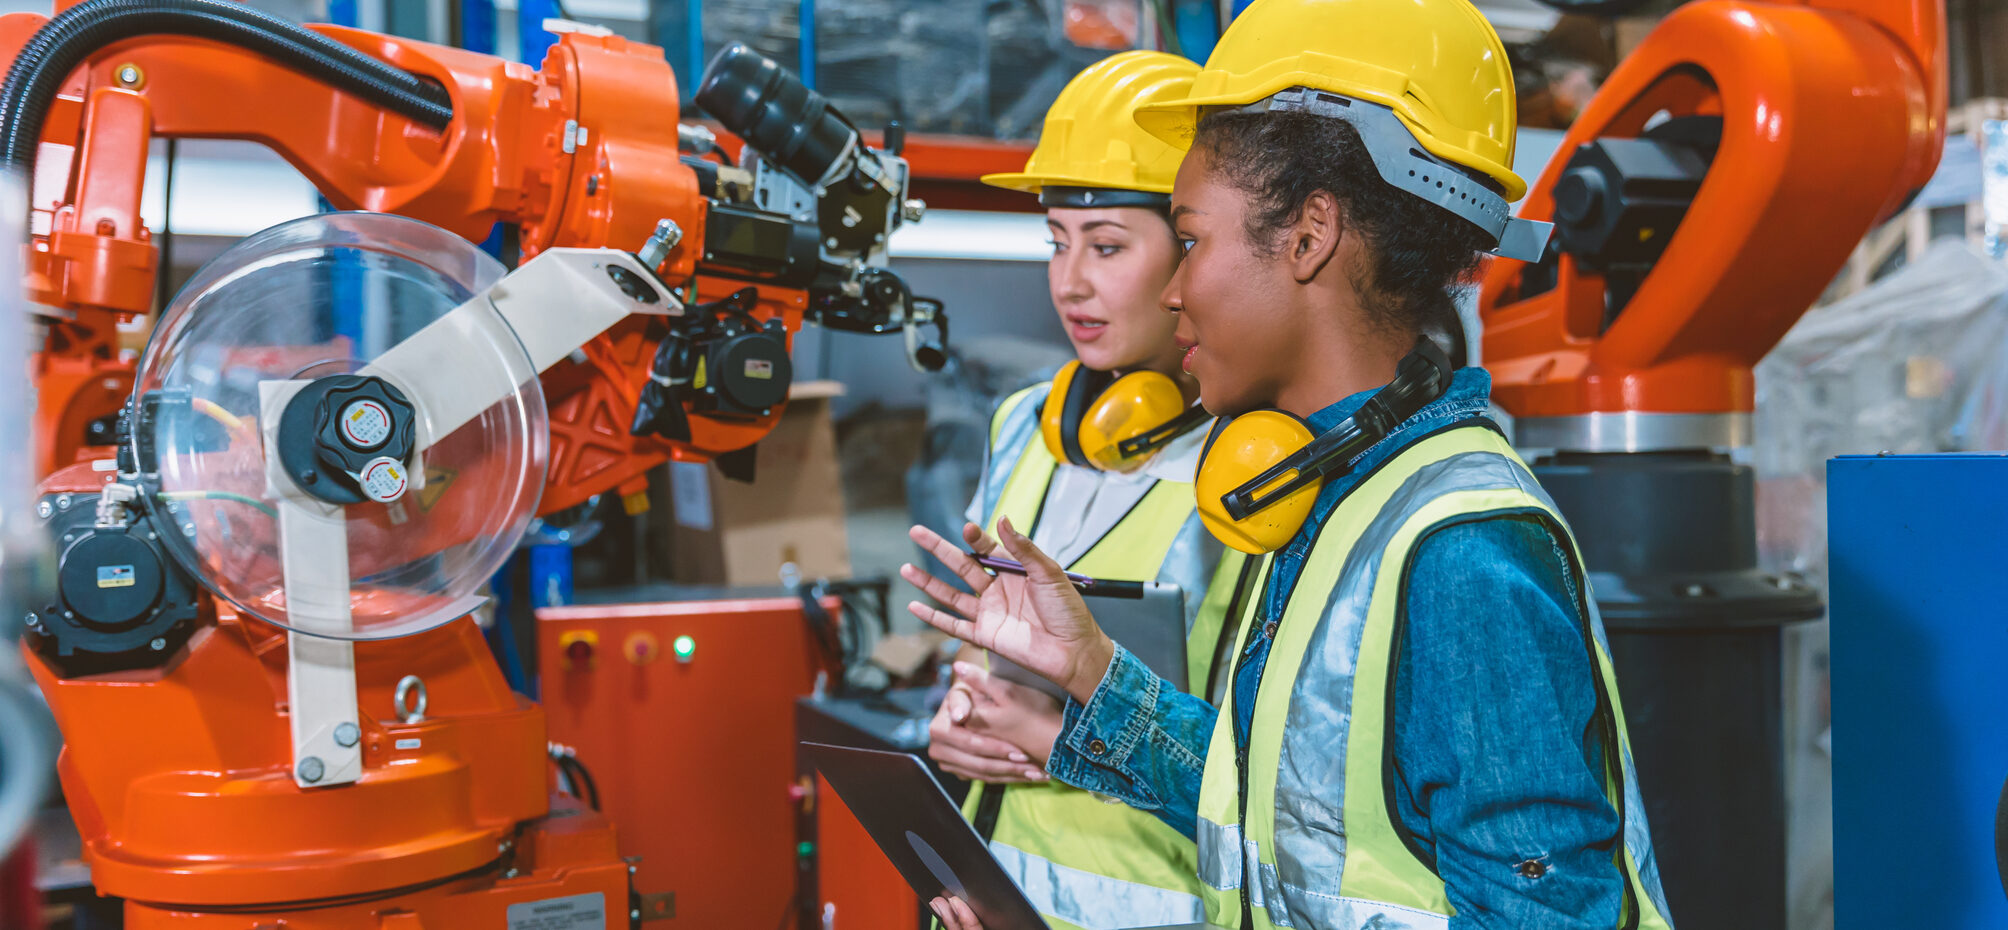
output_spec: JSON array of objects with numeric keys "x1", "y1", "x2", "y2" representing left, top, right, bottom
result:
[
  {"x1": 1620, "y1": 739, "x2": 1674, "y2": 920},
  {"x1": 1159, "y1": 513, "x2": 1223, "y2": 634},
  {"x1": 1274, "y1": 893, "x2": 1449, "y2": 930},
  {"x1": 979, "y1": 384, "x2": 1051, "y2": 520},
  {"x1": 989, "y1": 841, "x2": 1206, "y2": 930},
  {"x1": 1255, "y1": 857, "x2": 1296, "y2": 927},
  {"x1": 1268, "y1": 447, "x2": 1550, "y2": 929},
  {"x1": 1197, "y1": 817, "x2": 1244, "y2": 892}
]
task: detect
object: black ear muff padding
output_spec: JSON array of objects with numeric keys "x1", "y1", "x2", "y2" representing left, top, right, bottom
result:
[
  {"x1": 1199, "y1": 414, "x2": 1232, "y2": 468},
  {"x1": 1057, "y1": 366, "x2": 1110, "y2": 468}
]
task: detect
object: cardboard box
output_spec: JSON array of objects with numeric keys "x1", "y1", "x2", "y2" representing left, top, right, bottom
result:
[{"x1": 659, "y1": 381, "x2": 853, "y2": 586}]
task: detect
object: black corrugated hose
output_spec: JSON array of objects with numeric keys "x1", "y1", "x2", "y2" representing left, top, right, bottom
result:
[{"x1": 0, "y1": 0, "x2": 454, "y2": 176}]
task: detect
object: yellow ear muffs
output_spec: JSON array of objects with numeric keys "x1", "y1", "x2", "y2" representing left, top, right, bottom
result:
[
  {"x1": 1195, "y1": 411, "x2": 1323, "y2": 555},
  {"x1": 1193, "y1": 336, "x2": 1458, "y2": 554},
  {"x1": 1041, "y1": 361, "x2": 1207, "y2": 473},
  {"x1": 1040, "y1": 360, "x2": 1107, "y2": 468}
]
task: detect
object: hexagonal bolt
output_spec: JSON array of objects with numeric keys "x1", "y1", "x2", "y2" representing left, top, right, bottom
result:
[
  {"x1": 297, "y1": 756, "x2": 326, "y2": 783},
  {"x1": 637, "y1": 219, "x2": 684, "y2": 269},
  {"x1": 54, "y1": 495, "x2": 71, "y2": 511},
  {"x1": 334, "y1": 722, "x2": 361, "y2": 747},
  {"x1": 35, "y1": 500, "x2": 52, "y2": 519},
  {"x1": 901, "y1": 199, "x2": 927, "y2": 223}
]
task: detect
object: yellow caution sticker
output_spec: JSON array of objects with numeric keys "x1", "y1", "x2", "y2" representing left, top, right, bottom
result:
[{"x1": 417, "y1": 465, "x2": 457, "y2": 512}]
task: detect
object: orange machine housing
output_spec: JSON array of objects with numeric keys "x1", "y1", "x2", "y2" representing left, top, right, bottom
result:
[
  {"x1": 3, "y1": 5, "x2": 764, "y2": 514},
  {"x1": 1478, "y1": 0, "x2": 1945, "y2": 421},
  {"x1": 28, "y1": 464, "x2": 634, "y2": 929},
  {"x1": 537, "y1": 595, "x2": 840, "y2": 930},
  {"x1": 811, "y1": 775, "x2": 922, "y2": 930},
  {"x1": 8, "y1": 5, "x2": 832, "y2": 925}
]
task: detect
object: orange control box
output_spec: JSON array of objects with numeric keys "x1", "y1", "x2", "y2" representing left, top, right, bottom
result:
[{"x1": 539, "y1": 593, "x2": 840, "y2": 929}]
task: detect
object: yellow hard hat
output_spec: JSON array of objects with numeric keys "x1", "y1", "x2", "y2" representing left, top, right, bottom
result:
[
  {"x1": 983, "y1": 50, "x2": 1200, "y2": 207},
  {"x1": 1135, "y1": 0, "x2": 1551, "y2": 261}
]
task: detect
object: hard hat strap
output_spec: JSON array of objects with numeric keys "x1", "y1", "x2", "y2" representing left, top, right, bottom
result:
[{"x1": 1231, "y1": 88, "x2": 1553, "y2": 262}]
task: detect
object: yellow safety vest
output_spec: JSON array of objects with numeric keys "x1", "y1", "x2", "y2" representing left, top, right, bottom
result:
[
  {"x1": 957, "y1": 384, "x2": 1245, "y2": 930},
  {"x1": 1196, "y1": 424, "x2": 1673, "y2": 930}
]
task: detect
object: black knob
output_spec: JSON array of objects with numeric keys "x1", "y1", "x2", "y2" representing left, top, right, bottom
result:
[
  {"x1": 1553, "y1": 166, "x2": 1608, "y2": 227},
  {"x1": 276, "y1": 374, "x2": 417, "y2": 505}
]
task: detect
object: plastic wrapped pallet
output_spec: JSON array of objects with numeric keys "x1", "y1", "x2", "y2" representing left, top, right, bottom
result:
[{"x1": 1757, "y1": 239, "x2": 2008, "y2": 585}]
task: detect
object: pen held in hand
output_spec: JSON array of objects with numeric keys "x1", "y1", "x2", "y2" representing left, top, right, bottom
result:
[{"x1": 973, "y1": 554, "x2": 1144, "y2": 599}]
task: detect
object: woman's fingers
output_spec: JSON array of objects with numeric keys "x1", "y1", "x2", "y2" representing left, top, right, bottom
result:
[
  {"x1": 962, "y1": 522, "x2": 1000, "y2": 556},
  {"x1": 941, "y1": 684, "x2": 974, "y2": 725},
  {"x1": 994, "y1": 517, "x2": 1072, "y2": 588},
  {"x1": 900, "y1": 563, "x2": 981, "y2": 619},
  {"x1": 929, "y1": 742, "x2": 1043, "y2": 782},
  {"x1": 908, "y1": 600, "x2": 980, "y2": 644},
  {"x1": 945, "y1": 895, "x2": 983, "y2": 930},
  {"x1": 930, "y1": 709, "x2": 1029, "y2": 762},
  {"x1": 909, "y1": 524, "x2": 994, "y2": 592},
  {"x1": 955, "y1": 661, "x2": 1056, "y2": 712}
]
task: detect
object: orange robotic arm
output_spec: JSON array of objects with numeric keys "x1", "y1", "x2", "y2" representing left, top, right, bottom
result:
[
  {"x1": 1479, "y1": 0, "x2": 1945, "y2": 449},
  {"x1": 11, "y1": 1, "x2": 941, "y2": 511}
]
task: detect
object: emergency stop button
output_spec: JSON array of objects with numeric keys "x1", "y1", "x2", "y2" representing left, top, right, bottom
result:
[{"x1": 559, "y1": 630, "x2": 599, "y2": 671}]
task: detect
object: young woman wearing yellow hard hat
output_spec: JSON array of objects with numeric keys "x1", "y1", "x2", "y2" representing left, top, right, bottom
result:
[
  {"x1": 905, "y1": 1, "x2": 1675, "y2": 928},
  {"x1": 918, "y1": 49, "x2": 1251, "y2": 930}
]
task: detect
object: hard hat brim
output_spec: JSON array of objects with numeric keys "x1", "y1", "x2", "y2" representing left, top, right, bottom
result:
[
  {"x1": 1133, "y1": 93, "x2": 1527, "y2": 202},
  {"x1": 979, "y1": 171, "x2": 1176, "y2": 197}
]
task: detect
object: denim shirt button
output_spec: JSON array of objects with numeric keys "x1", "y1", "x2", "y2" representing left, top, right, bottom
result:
[
  {"x1": 1262, "y1": 620, "x2": 1278, "y2": 638},
  {"x1": 1088, "y1": 737, "x2": 1108, "y2": 756},
  {"x1": 1516, "y1": 859, "x2": 1547, "y2": 879}
]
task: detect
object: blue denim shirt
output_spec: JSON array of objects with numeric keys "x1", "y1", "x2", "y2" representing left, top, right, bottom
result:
[{"x1": 1045, "y1": 368, "x2": 1650, "y2": 930}]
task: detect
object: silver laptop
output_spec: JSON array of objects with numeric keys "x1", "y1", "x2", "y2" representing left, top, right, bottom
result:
[
  {"x1": 802, "y1": 742, "x2": 1229, "y2": 930},
  {"x1": 980, "y1": 581, "x2": 1187, "y2": 700}
]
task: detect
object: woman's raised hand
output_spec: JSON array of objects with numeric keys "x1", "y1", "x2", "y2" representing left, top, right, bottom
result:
[{"x1": 901, "y1": 518, "x2": 1116, "y2": 704}]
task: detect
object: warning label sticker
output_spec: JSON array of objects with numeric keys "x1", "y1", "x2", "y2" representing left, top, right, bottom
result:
[
  {"x1": 97, "y1": 564, "x2": 135, "y2": 588},
  {"x1": 506, "y1": 892, "x2": 605, "y2": 930}
]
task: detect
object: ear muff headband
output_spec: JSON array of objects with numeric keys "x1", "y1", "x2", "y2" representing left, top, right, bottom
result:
[
  {"x1": 1198, "y1": 337, "x2": 1453, "y2": 554},
  {"x1": 1115, "y1": 405, "x2": 1213, "y2": 459}
]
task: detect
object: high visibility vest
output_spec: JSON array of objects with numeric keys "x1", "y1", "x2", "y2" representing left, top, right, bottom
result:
[
  {"x1": 957, "y1": 383, "x2": 1243, "y2": 930},
  {"x1": 1196, "y1": 423, "x2": 1674, "y2": 930}
]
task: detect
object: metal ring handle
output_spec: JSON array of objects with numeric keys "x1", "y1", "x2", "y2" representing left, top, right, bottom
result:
[{"x1": 393, "y1": 674, "x2": 427, "y2": 723}]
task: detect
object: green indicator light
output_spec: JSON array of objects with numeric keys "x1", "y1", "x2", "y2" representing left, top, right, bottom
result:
[
  {"x1": 672, "y1": 634, "x2": 696, "y2": 660},
  {"x1": 797, "y1": 841, "x2": 815, "y2": 858}
]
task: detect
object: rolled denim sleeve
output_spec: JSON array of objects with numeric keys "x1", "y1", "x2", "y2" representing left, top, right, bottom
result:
[
  {"x1": 1045, "y1": 644, "x2": 1217, "y2": 840},
  {"x1": 1394, "y1": 517, "x2": 1629, "y2": 930}
]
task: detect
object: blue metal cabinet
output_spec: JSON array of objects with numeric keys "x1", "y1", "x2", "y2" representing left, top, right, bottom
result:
[{"x1": 1830, "y1": 452, "x2": 2008, "y2": 927}]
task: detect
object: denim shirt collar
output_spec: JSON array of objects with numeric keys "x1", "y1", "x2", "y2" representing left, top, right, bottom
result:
[
  {"x1": 1260, "y1": 367, "x2": 1496, "y2": 614},
  {"x1": 1303, "y1": 366, "x2": 1496, "y2": 500}
]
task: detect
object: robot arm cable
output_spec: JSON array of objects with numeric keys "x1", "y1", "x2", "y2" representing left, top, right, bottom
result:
[{"x1": 0, "y1": 0, "x2": 454, "y2": 178}]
